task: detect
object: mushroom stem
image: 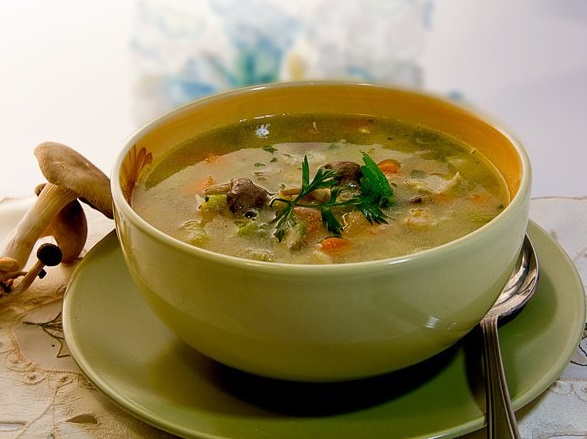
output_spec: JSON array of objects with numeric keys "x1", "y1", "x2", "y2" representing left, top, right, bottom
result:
[
  {"x1": 278, "y1": 186, "x2": 331, "y2": 203},
  {"x1": 34, "y1": 183, "x2": 89, "y2": 263},
  {"x1": 0, "y1": 257, "x2": 19, "y2": 273},
  {"x1": 10, "y1": 243, "x2": 63, "y2": 295},
  {"x1": 45, "y1": 199, "x2": 88, "y2": 263},
  {"x1": 0, "y1": 183, "x2": 76, "y2": 282}
]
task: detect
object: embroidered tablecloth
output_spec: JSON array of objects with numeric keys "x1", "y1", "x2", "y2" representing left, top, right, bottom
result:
[{"x1": 0, "y1": 196, "x2": 585, "y2": 438}]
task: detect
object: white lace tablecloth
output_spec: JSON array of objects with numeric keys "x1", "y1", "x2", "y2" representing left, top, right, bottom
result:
[{"x1": 0, "y1": 196, "x2": 586, "y2": 439}]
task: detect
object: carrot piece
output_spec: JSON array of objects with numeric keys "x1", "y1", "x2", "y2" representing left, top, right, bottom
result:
[
  {"x1": 377, "y1": 159, "x2": 400, "y2": 175},
  {"x1": 317, "y1": 237, "x2": 350, "y2": 253}
]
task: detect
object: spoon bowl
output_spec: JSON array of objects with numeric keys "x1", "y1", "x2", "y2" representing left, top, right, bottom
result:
[{"x1": 481, "y1": 235, "x2": 539, "y2": 438}]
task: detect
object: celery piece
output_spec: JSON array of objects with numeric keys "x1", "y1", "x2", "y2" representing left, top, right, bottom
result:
[
  {"x1": 200, "y1": 194, "x2": 228, "y2": 214},
  {"x1": 236, "y1": 220, "x2": 271, "y2": 239},
  {"x1": 181, "y1": 220, "x2": 209, "y2": 245}
]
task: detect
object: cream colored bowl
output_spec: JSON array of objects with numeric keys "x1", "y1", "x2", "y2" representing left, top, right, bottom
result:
[{"x1": 111, "y1": 82, "x2": 531, "y2": 382}]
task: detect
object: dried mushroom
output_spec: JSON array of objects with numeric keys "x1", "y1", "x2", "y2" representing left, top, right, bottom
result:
[
  {"x1": 205, "y1": 178, "x2": 271, "y2": 216},
  {"x1": 0, "y1": 142, "x2": 113, "y2": 293},
  {"x1": 9, "y1": 243, "x2": 62, "y2": 295}
]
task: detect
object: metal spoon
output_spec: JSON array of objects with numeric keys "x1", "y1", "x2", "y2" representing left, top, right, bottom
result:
[{"x1": 480, "y1": 235, "x2": 539, "y2": 438}]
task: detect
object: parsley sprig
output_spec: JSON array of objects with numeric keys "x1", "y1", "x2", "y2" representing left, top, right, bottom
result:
[{"x1": 270, "y1": 152, "x2": 394, "y2": 240}]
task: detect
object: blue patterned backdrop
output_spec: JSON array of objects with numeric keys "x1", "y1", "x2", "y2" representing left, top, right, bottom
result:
[{"x1": 131, "y1": 0, "x2": 433, "y2": 124}]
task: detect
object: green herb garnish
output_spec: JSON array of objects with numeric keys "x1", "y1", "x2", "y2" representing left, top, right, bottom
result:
[
  {"x1": 270, "y1": 153, "x2": 394, "y2": 240},
  {"x1": 262, "y1": 145, "x2": 277, "y2": 153},
  {"x1": 270, "y1": 156, "x2": 339, "y2": 240}
]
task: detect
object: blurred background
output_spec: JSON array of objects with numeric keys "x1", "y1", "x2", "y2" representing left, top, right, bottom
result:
[{"x1": 0, "y1": 0, "x2": 585, "y2": 198}]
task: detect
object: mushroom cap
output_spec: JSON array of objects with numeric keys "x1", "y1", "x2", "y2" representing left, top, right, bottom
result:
[
  {"x1": 0, "y1": 257, "x2": 19, "y2": 273},
  {"x1": 37, "y1": 243, "x2": 63, "y2": 267},
  {"x1": 34, "y1": 142, "x2": 113, "y2": 218}
]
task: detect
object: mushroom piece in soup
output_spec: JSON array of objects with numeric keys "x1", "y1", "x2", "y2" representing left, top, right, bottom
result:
[{"x1": 131, "y1": 115, "x2": 509, "y2": 264}]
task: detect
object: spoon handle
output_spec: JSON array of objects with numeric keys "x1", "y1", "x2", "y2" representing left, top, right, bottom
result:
[{"x1": 480, "y1": 316, "x2": 521, "y2": 439}]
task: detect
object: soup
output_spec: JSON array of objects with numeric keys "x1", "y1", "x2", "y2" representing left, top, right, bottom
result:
[{"x1": 132, "y1": 115, "x2": 509, "y2": 264}]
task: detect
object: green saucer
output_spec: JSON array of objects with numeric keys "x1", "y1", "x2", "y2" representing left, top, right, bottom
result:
[{"x1": 63, "y1": 221, "x2": 585, "y2": 438}]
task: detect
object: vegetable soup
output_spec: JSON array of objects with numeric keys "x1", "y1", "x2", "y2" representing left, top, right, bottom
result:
[{"x1": 132, "y1": 115, "x2": 509, "y2": 264}]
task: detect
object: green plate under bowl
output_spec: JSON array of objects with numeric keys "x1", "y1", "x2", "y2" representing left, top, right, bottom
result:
[{"x1": 62, "y1": 221, "x2": 585, "y2": 438}]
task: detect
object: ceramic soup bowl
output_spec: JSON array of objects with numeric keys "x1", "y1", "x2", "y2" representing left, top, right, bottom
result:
[{"x1": 111, "y1": 82, "x2": 531, "y2": 382}]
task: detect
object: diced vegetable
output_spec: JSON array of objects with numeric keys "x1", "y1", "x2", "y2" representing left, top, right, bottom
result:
[
  {"x1": 181, "y1": 220, "x2": 209, "y2": 245},
  {"x1": 317, "y1": 237, "x2": 350, "y2": 253},
  {"x1": 236, "y1": 220, "x2": 271, "y2": 239},
  {"x1": 200, "y1": 194, "x2": 228, "y2": 212},
  {"x1": 284, "y1": 223, "x2": 308, "y2": 251},
  {"x1": 377, "y1": 159, "x2": 400, "y2": 175},
  {"x1": 292, "y1": 207, "x2": 323, "y2": 235},
  {"x1": 404, "y1": 208, "x2": 436, "y2": 230}
]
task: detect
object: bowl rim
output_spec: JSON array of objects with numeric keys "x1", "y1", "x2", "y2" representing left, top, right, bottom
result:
[{"x1": 111, "y1": 81, "x2": 532, "y2": 274}]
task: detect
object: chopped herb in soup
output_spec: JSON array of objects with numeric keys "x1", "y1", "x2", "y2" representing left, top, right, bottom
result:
[{"x1": 132, "y1": 115, "x2": 509, "y2": 264}]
